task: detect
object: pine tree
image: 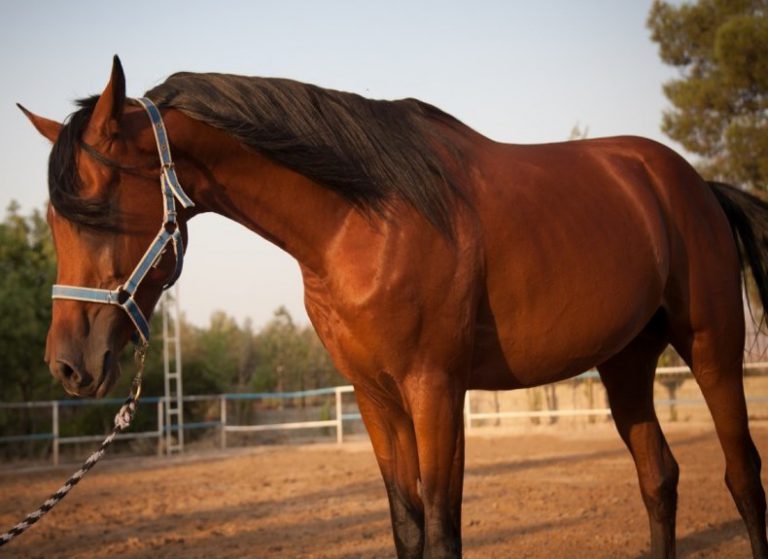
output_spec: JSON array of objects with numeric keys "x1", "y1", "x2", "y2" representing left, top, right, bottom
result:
[{"x1": 648, "y1": 0, "x2": 768, "y2": 189}]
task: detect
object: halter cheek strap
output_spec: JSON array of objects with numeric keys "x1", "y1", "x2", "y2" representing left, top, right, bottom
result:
[{"x1": 51, "y1": 98, "x2": 195, "y2": 344}]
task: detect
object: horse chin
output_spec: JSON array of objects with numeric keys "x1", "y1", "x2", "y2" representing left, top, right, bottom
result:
[{"x1": 62, "y1": 384, "x2": 81, "y2": 398}]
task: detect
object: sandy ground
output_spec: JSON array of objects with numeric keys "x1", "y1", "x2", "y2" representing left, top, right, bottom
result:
[{"x1": 1, "y1": 422, "x2": 767, "y2": 558}]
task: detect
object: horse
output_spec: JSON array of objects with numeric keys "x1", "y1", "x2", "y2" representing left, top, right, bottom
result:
[{"x1": 19, "y1": 56, "x2": 768, "y2": 558}]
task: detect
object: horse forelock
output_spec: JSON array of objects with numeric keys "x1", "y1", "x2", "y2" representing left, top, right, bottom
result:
[
  {"x1": 48, "y1": 95, "x2": 119, "y2": 230},
  {"x1": 144, "y1": 73, "x2": 467, "y2": 236}
]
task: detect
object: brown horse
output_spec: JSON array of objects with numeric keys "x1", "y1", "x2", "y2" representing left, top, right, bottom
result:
[{"x1": 20, "y1": 57, "x2": 768, "y2": 558}]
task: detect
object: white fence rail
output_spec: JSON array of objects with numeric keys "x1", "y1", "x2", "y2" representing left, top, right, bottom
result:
[
  {"x1": 0, "y1": 387, "x2": 360, "y2": 465},
  {"x1": 217, "y1": 386, "x2": 356, "y2": 447},
  {"x1": 2, "y1": 363, "x2": 768, "y2": 465}
]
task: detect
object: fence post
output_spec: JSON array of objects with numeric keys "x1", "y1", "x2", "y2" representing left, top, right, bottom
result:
[
  {"x1": 157, "y1": 400, "x2": 164, "y2": 456},
  {"x1": 220, "y1": 395, "x2": 227, "y2": 449},
  {"x1": 464, "y1": 391, "x2": 472, "y2": 435},
  {"x1": 335, "y1": 388, "x2": 343, "y2": 444},
  {"x1": 52, "y1": 401, "x2": 59, "y2": 466}
]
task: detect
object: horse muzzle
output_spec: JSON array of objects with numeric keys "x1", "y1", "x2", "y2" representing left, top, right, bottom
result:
[{"x1": 48, "y1": 343, "x2": 121, "y2": 398}]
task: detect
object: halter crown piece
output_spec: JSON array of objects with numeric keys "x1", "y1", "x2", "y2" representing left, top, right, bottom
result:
[{"x1": 51, "y1": 98, "x2": 195, "y2": 343}]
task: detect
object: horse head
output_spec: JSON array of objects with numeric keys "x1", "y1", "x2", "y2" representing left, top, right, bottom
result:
[{"x1": 19, "y1": 57, "x2": 191, "y2": 397}]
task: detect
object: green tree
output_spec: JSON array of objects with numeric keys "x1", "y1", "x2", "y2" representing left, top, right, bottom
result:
[
  {"x1": 0, "y1": 202, "x2": 57, "y2": 402},
  {"x1": 648, "y1": 0, "x2": 768, "y2": 189},
  {"x1": 182, "y1": 311, "x2": 247, "y2": 393},
  {"x1": 0, "y1": 201, "x2": 342, "y2": 402},
  {"x1": 252, "y1": 306, "x2": 343, "y2": 394}
]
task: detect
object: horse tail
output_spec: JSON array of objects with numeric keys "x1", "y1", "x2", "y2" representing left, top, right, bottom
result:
[{"x1": 708, "y1": 181, "x2": 768, "y2": 323}]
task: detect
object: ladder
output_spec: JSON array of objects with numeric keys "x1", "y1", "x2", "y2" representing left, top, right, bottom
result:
[{"x1": 162, "y1": 284, "x2": 184, "y2": 454}]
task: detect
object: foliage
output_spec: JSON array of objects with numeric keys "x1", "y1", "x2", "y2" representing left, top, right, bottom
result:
[
  {"x1": 0, "y1": 203, "x2": 343, "y2": 407},
  {"x1": 250, "y1": 306, "x2": 343, "y2": 394},
  {"x1": 139, "y1": 306, "x2": 345, "y2": 399},
  {"x1": 0, "y1": 204, "x2": 344, "y2": 457},
  {"x1": 0, "y1": 203, "x2": 345, "y2": 455},
  {"x1": 0, "y1": 202, "x2": 57, "y2": 402},
  {"x1": 647, "y1": 0, "x2": 768, "y2": 189}
]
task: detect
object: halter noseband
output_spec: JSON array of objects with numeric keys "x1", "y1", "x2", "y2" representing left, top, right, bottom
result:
[{"x1": 51, "y1": 98, "x2": 195, "y2": 343}]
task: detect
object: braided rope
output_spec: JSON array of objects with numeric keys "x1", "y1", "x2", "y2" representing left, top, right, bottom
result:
[{"x1": 0, "y1": 343, "x2": 147, "y2": 547}]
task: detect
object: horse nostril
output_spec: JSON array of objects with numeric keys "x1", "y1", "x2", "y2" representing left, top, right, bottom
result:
[
  {"x1": 55, "y1": 360, "x2": 91, "y2": 388},
  {"x1": 56, "y1": 360, "x2": 76, "y2": 382}
]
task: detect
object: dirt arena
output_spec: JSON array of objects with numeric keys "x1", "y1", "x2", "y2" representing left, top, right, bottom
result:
[{"x1": 1, "y1": 422, "x2": 767, "y2": 558}]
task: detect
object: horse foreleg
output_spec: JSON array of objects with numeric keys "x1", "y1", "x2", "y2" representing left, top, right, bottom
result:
[
  {"x1": 356, "y1": 388, "x2": 425, "y2": 558},
  {"x1": 406, "y1": 373, "x2": 465, "y2": 559},
  {"x1": 598, "y1": 320, "x2": 678, "y2": 559}
]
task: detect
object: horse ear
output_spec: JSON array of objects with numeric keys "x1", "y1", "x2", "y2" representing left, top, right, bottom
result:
[
  {"x1": 17, "y1": 104, "x2": 62, "y2": 143},
  {"x1": 89, "y1": 55, "x2": 127, "y2": 137}
]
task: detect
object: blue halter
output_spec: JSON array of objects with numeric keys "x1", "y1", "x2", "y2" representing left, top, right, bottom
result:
[{"x1": 51, "y1": 98, "x2": 195, "y2": 343}]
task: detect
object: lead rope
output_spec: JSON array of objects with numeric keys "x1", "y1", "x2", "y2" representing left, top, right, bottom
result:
[{"x1": 0, "y1": 342, "x2": 149, "y2": 547}]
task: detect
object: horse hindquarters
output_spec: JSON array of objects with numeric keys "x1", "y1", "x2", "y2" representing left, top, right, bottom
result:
[
  {"x1": 666, "y1": 182, "x2": 768, "y2": 558},
  {"x1": 670, "y1": 318, "x2": 767, "y2": 558}
]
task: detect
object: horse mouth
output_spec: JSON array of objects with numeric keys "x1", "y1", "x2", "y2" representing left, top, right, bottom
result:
[
  {"x1": 94, "y1": 375, "x2": 113, "y2": 398},
  {"x1": 94, "y1": 351, "x2": 120, "y2": 398}
]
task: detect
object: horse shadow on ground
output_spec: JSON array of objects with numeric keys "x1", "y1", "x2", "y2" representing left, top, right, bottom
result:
[
  {"x1": 465, "y1": 433, "x2": 711, "y2": 480},
  {"x1": 631, "y1": 519, "x2": 745, "y2": 559}
]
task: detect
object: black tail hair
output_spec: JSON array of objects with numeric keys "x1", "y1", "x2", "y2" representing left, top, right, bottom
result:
[{"x1": 709, "y1": 181, "x2": 768, "y2": 326}]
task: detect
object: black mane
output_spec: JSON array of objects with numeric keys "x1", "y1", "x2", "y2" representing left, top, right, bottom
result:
[{"x1": 50, "y1": 74, "x2": 468, "y2": 234}]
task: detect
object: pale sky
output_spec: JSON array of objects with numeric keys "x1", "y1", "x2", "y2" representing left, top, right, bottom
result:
[{"x1": 1, "y1": 0, "x2": 682, "y2": 329}]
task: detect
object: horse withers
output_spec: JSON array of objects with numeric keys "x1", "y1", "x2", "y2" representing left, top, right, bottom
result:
[{"x1": 20, "y1": 56, "x2": 768, "y2": 558}]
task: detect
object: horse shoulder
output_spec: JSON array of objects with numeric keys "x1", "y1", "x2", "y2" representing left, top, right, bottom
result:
[{"x1": 300, "y1": 206, "x2": 483, "y2": 386}]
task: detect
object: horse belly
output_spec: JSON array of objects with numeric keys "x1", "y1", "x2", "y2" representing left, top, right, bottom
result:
[
  {"x1": 470, "y1": 270, "x2": 662, "y2": 390},
  {"x1": 469, "y1": 145, "x2": 669, "y2": 389}
]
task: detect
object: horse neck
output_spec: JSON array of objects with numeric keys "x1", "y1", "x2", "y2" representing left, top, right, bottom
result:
[{"x1": 168, "y1": 111, "x2": 351, "y2": 274}]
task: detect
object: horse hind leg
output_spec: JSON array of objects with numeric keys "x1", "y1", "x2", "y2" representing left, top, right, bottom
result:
[
  {"x1": 598, "y1": 313, "x2": 679, "y2": 558},
  {"x1": 672, "y1": 322, "x2": 768, "y2": 558}
]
